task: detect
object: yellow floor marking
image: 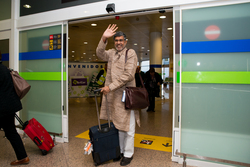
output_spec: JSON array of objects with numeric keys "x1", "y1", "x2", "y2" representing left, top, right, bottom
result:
[{"x1": 76, "y1": 130, "x2": 172, "y2": 153}]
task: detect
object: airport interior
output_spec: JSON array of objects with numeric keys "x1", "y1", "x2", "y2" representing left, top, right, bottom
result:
[{"x1": 0, "y1": 11, "x2": 189, "y2": 167}]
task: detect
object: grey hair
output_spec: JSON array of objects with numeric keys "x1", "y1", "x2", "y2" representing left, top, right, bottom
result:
[{"x1": 113, "y1": 31, "x2": 127, "y2": 40}]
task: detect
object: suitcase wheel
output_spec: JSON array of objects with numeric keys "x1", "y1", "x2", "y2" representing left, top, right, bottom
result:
[{"x1": 41, "y1": 150, "x2": 48, "y2": 155}]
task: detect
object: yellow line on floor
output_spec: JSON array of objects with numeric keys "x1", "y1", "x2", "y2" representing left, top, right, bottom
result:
[{"x1": 76, "y1": 130, "x2": 172, "y2": 152}]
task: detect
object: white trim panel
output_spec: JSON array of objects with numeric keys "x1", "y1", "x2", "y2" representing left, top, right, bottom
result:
[
  {"x1": 0, "y1": 19, "x2": 11, "y2": 31},
  {"x1": 16, "y1": 0, "x2": 218, "y2": 29},
  {"x1": 0, "y1": 30, "x2": 10, "y2": 40}
]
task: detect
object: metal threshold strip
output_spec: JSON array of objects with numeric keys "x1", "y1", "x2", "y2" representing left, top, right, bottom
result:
[{"x1": 175, "y1": 150, "x2": 250, "y2": 167}]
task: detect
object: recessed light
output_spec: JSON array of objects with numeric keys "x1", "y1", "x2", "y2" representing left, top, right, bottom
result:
[
  {"x1": 72, "y1": 51, "x2": 75, "y2": 53},
  {"x1": 72, "y1": 55, "x2": 74, "y2": 57},
  {"x1": 84, "y1": 42, "x2": 88, "y2": 44},
  {"x1": 141, "y1": 47, "x2": 144, "y2": 49},
  {"x1": 167, "y1": 28, "x2": 173, "y2": 30},
  {"x1": 147, "y1": 50, "x2": 150, "y2": 52},
  {"x1": 134, "y1": 43, "x2": 137, "y2": 46},
  {"x1": 23, "y1": 4, "x2": 31, "y2": 8},
  {"x1": 160, "y1": 16, "x2": 166, "y2": 19},
  {"x1": 91, "y1": 23, "x2": 97, "y2": 26},
  {"x1": 83, "y1": 53, "x2": 86, "y2": 55},
  {"x1": 81, "y1": 57, "x2": 83, "y2": 58}
]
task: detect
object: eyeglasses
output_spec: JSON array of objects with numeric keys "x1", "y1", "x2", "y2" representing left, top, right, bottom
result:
[{"x1": 114, "y1": 39, "x2": 125, "y2": 42}]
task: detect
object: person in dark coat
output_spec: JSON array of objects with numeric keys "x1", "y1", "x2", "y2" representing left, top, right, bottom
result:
[
  {"x1": 144, "y1": 67, "x2": 163, "y2": 112},
  {"x1": 135, "y1": 66, "x2": 145, "y2": 88},
  {"x1": 0, "y1": 51, "x2": 30, "y2": 166}
]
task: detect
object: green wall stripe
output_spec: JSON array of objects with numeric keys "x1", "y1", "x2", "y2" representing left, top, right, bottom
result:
[
  {"x1": 180, "y1": 71, "x2": 250, "y2": 84},
  {"x1": 19, "y1": 72, "x2": 66, "y2": 81}
]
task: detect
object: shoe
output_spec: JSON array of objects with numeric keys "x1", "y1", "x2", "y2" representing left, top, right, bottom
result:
[
  {"x1": 10, "y1": 157, "x2": 29, "y2": 166},
  {"x1": 113, "y1": 153, "x2": 124, "y2": 162},
  {"x1": 146, "y1": 108, "x2": 151, "y2": 112},
  {"x1": 120, "y1": 156, "x2": 133, "y2": 166}
]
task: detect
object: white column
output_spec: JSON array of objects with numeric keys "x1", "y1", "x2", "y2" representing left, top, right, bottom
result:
[
  {"x1": 9, "y1": 0, "x2": 20, "y2": 70},
  {"x1": 150, "y1": 32, "x2": 162, "y2": 74}
]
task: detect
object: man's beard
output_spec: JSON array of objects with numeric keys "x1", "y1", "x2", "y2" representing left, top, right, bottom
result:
[{"x1": 115, "y1": 45, "x2": 126, "y2": 51}]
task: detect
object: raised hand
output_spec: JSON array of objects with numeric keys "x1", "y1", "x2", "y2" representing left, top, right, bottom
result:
[{"x1": 102, "y1": 24, "x2": 118, "y2": 43}]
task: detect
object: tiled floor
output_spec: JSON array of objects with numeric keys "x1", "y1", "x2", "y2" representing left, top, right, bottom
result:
[{"x1": 0, "y1": 97, "x2": 192, "y2": 167}]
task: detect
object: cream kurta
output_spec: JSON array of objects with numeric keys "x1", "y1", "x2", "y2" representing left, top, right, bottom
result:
[{"x1": 96, "y1": 39, "x2": 140, "y2": 132}]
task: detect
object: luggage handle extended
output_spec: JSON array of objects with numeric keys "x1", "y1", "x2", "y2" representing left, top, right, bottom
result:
[
  {"x1": 15, "y1": 114, "x2": 29, "y2": 130},
  {"x1": 94, "y1": 89, "x2": 111, "y2": 131}
]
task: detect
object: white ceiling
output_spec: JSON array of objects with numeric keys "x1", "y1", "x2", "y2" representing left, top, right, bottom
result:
[{"x1": 68, "y1": 10, "x2": 173, "y2": 62}]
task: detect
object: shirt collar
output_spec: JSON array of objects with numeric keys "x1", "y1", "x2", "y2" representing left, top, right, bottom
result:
[{"x1": 116, "y1": 47, "x2": 127, "y2": 55}]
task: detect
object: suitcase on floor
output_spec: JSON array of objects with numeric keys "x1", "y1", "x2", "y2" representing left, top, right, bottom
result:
[
  {"x1": 15, "y1": 114, "x2": 54, "y2": 155},
  {"x1": 89, "y1": 89, "x2": 120, "y2": 166}
]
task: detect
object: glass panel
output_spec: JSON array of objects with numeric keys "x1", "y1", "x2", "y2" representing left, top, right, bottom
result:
[
  {"x1": 181, "y1": 2, "x2": 250, "y2": 164},
  {"x1": 20, "y1": 0, "x2": 104, "y2": 16},
  {"x1": 174, "y1": 10, "x2": 180, "y2": 128},
  {"x1": 19, "y1": 25, "x2": 62, "y2": 134},
  {"x1": 0, "y1": 0, "x2": 11, "y2": 20},
  {"x1": 0, "y1": 39, "x2": 9, "y2": 67},
  {"x1": 63, "y1": 23, "x2": 67, "y2": 115}
]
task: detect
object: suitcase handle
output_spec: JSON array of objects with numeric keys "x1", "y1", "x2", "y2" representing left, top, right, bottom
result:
[
  {"x1": 15, "y1": 114, "x2": 28, "y2": 130},
  {"x1": 94, "y1": 89, "x2": 111, "y2": 131},
  {"x1": 33, "y1": 136, "x2": 42, "y2": 146}
]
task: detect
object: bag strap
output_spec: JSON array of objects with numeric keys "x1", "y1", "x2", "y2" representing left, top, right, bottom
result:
[
  {"x1": 125, "y1": 49, "x2": 129, "y2": 63},
  {"x1": 125, "y1": 49, "x2": 145, "y2": 88}
]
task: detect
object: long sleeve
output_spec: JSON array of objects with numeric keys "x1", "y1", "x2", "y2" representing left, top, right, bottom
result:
[{"x1": 96, "y1": 39, "x2": 110, "y2": 62}]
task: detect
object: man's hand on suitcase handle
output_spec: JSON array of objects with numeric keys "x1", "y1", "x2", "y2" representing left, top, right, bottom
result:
[{"x1": 100, "y1": 86, "x2": 110, "y2": 95}]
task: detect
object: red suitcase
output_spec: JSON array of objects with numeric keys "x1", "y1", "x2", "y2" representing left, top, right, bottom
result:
[{"x1": 15, "y1": 114, "x2": 54, "y2": 155}]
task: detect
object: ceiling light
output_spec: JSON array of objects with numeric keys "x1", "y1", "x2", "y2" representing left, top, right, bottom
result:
[
  {"x1": 141, "y1": 47, "x2": 144, "y2": 49},
  {"x1": 84, "y1": 42, "x2": 88, "y2": 44},
  {"x1": 167, "y1": 28, "x2": 173, "y2": 30},
  {"x1": 134, "y1": 43, "x2": 137, "y2": 46},
  {"x1": 23, "y1": 4, "x2": 31, "y2": 8},
  {"x1": 160, "y1": 16, "x2": 166, "y2": 19},
  {"x1": 72, "y1": 55, "x2": 74, "y2": 57},
  {"x1": 147, "y1": 50, "x2": 150, "y2": 52},
  {"x1": 72, "y1": 51, "x2": 75, "y2": 53},
  {"x1": 91, "y1": 23, "x2": 97, "y2": 26},
  {"x1": 81, "y1": 57, "x2": 83, "y2": 58},
  {"x1": 93, "y1": 54, "x2": 95, "y2": 56},
  {"x1": 83, "y1": 53, "x2": 86, "y2": 55}
]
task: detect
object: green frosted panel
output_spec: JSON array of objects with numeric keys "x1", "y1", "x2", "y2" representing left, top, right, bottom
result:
[
  {"x1": 181, "y1": 2, "x2": 250, "y2": 165},
  {"x1": 19, "y1": 26, "x2": 61, "y2": 53},
  {"x1": 181, "y1": 84, "x2": 250, "y2": 163},
  {"x1": 19, "y1": 72, "x2": 66, "y2": 81},
  {"x1": 19, "y1": 59, "x2": 62, "y2": 72},
  {"x1": 182, "y1": 53, "x2": 250, "y2": 71},
  {"x1": 182, "y1": 71, "x2": 250, "y2": 84},
  {"x1": 20, "y1": 81, "x2": 61, "y2": 133},
  {"x1": 19, "y1": 25, "x2": 62, "y2": 134}
]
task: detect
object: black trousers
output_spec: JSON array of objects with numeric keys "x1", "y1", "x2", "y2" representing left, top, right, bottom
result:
[
  {"x1": 0, "y1": 113, "x2": 27, "y2": 160},
  {"x1": 148, "y1": 92, "x2": 156, "y2": 111}
]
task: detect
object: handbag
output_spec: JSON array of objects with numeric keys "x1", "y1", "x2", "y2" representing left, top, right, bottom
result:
[
  {"x1": 9, "y1": 69, "x2": 31, "y2": 99},
  {"x1": 124, "y1": 49, "x2": 149, "y2": 110}
]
